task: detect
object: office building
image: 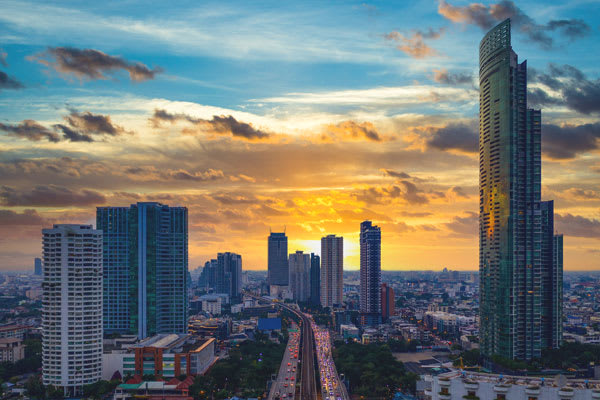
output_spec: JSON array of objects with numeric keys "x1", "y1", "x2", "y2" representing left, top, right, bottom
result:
[
  {"x1": 478, "y1": 19, "x2": 561, "y2": 360},
  {"x1": 97, "y1": 202, "x2": 188, "y2": 338},
  {"x1": 198, "y1": 259, "x2": 217, "y2": 290},
  {"x1": 268, "y1": 232, "x2": 288, "y2": 287},
  {"x1": 321, "y1": 235, "x2": 343, "y2": 307},
  {"x1": 381, "y1": 283, "x2": 395, "y2": 322},
  {"x1": 216, "y1": 252, "x2": 242, "y2": 301},
  {"x1": 34, "y1": 257, "x2": 42, "y2": 275},
  {"x1": 42, "y1": 224, "x2": 103, "y2": 395},
  {"x1": 310, "y1": 253, "x2": 321, "y2": 306},
  {"x1": 359, "y1": 221, "x2": 381, "y2": 327},
  {"x1": 289, "y1": 251, "x2": 310, "y2": 302}
]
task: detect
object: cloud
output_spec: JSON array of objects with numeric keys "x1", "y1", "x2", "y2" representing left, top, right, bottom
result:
[
  {"x1": 0, "y1": 209, "x2": 46, "y2": 226},
  {"x1": 355, "y1": 181, "x2": 429, "y2": 205},
  {"x1": 29, "y1": 47, "x2": 162, "y2": 81},
  {"x1": 166, "y1": 168, "x2": 225, "y2": 182},
  {"x1": 542, "y1": 122, "x2": 600, "y2": 159},
  {"x1": 53, "y1": 124, "x2": 94, "y2": 142},
  {"x1": 0, "y1": 185, "x2": 106, "y2": 207},
  {"x1": 528, "y1": 64, "x2": 600, "y2": 115},
  {"x1": 381, "y1": 169, "x2": 411, "y2": 179},
  {"x1": 0, "y1": 71, "x2": 24, "y2": 90},
  {"x1": 555, "y1": 214, "x2": 600, "y2": 239},
  {"x1": 432, "y1": 68, "x2": 473, "y2": 85},
  {"x1": 426, "y1": 123, "x2": 478, "y2": 153},
  {"x1": 562, "y1": 188, "x2": 600, "y2": 201},
  {"x1": 322, "y1": 121, "x2": 382, "y2": 142},
  {"x1": 384, "y1": 28, "x2": 444, "y2": 58},
  {"x1": 150, "y1": 109, "x2": 271, "y2": 140},
  {"x1": 0, "y1": 49, "x2": 7, "y2": 67},
  {"x1": 65, "y1": 110, "x2": 126, "y2": 136},
  {"x1": 444, "y1": 211, "x2": 478, "y2": 236},
  {"x1": 0, "y1": 120, "x2": 60, "y2": 142},
  {"x1": 438, "y1": 0, "x2": 591, "y2": 49}
]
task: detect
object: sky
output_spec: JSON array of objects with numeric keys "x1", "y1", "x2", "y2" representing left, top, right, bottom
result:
[{"x1": 0, "y1": 0, "x2": 599, "y2": 271}]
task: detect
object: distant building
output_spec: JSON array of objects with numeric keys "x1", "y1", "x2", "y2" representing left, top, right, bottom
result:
[
  {"x1": 216, "y1": 252, "x2": 242, "y2": 301},
  {"x1": 0, "y1": 325, "x2": 30, "y2": 339},
  {"x1": 114, "y1": 377, "x2": 195, "y2": 400},
  {"x1": 42, "y1": 224, "x2": 103, "y2": 396},
  {"x1": 360, "y1": 221, "x2": 381, "y2": 327},
  {"x1": 201, "y1": 296, "x2": 222, "y2": 315},
  {"x1": 97, "y1": 202, "x2": 188, "y2": 338},
  {"x1": 0, "y1": 338, "x2": 24, "y2": 362},
  {"x1": 321, "y1": 235, "x2": 343, "y2": 308},
  {"x1": 289, "y1": 251, "x2": 310, "y2": 302},
  {"x1": 268, "y1": 232, "x2": 288, "y2": 287},
  {"x1": 34, "y1": 257, "x2": 42, "y2": 275},
  {"x1": 310, "y1": 253, "x2": 321, "y2": 306},
  {"x1": 198, "y1": 259, "x2": 217, "y2": 290},
  {"x1": 340, "y1": 324, "x2": 359, "y2": 340},
  {"x1": 381, "y1": 283, "x2": 395, "y2": 322}
]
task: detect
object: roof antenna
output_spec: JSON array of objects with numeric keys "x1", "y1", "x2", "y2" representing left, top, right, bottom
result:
[{"x1": 284, "y1": 225, "x2": 286, "y2": 234}]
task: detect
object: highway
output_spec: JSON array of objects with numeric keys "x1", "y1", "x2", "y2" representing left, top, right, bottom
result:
[
  {"x1": 313, "y1": 320, "x2": 350, "y2": 400},
  {"x1": 268, "y1": 323, "x2": 300, "y2": 400}
]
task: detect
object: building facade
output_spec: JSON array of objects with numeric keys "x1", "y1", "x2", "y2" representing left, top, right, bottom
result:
[
  {"x1": 198, "y1": 259, "x2": 217, "y2": 290},
  {"x1": 359, "y1": 221, "x2": 381, "y2": 326},
  {"x1": 268, "y1": 232, "x2": 288, "y2": 286},
  {"x1": 310, "y1": 253, "x2": 321, "y2": 306},
  {"x1": 321, "y1": 235, "x2": 343, "y2": 308},
  {"x1": 97, "y1": 202, "x2": 188, "y2": 338},
  {"x1": 478, "y1": 19, "x2": 561, "y2": 360},
  {"x1": 216, "y1": 252, "x2": 242, "y2": 301},
  {"x1": 34, "y1": 257, "x2": 42, "y2": 275},
  {"x1": 0, "y1": 338, "x2": 24, "y2": 362},
  {"x1": 289, "y1": 251, "x2": 310, "y2": 302},
  {"x1": 381, "y1": 283, "x2": 395, "y2": 322},
  {"x1": 42, "y1": 224, "x2": 103, "y2": 395}
]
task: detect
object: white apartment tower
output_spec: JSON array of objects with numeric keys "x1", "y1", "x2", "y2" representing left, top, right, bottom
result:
[
  {"x1": 42, "y1": 224, "x2": 103, "y2": 396},
  {"x1": 320, "y1": 235, "x2": 343, "y2": 307}
]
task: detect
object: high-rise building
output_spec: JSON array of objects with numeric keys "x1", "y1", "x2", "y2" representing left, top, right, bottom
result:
[
  {"x1": 478, "y1": 19, "x2": 561, "y2": 360},
  {"x1": 320, "y1": 235, "x2": 343, "y2": 308},
  {"x1": 310, "y1": 253, "x2": 321, "y2": 306},
  {"x1": 552, "y1": 234, "x2": 563, "y2": 347},
  {"x1": 42, "y1": 224, "x2": 103, "y2": 396},
  {"x1": 381, "y1": 283, "x2": 395, "y2": 322},
  {"x1": 34, "y1": 257, "x2": 42, "y2": 275},
  {"x1": 199, "y1": 259, "x2": 218, "y2": 290},
  {"x1": 97, "y1": 202, "x2": 188, "y2": 338},
  {"x1": 289, "y1": 251, "x2": 310, "y2": 302},
  {"x1": 359, "y1": 221, "x2": 381, "y2": 327},
  {"x1": 268, "y1": 232, "x2": 288, "y2": 286},
  {"x1": 216, "y1": 252, "x2": 242, "y2": 301}
]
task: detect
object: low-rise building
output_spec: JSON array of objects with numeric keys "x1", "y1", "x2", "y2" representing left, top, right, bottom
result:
[
  {"x1": 0, "y1": 324, "x2": 30, "y2": 339},
  {"x1": 114, "y1": 377, "x2": 194, "y2": 400},
  {"x1": 0, "y1": 338, "x2": 24, "y2": 362}
]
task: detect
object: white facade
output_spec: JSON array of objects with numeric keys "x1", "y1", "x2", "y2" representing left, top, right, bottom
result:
[
  {"x1": 289, "y1": 251, "x2": 310, "y2": 302},
  {"x1": 202, "y1": 297, "x2": 222, "y2": 315},
  {"x1": 42, "y1": 224, "x2": 103, "y2": 396}
]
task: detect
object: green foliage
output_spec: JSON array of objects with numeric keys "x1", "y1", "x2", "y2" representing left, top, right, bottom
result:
[
  {"x1": 0, "y1": 338, "x2": 42, "y2": 381},
  {"x1": 25, "y1": 375, "x2": 45, "y2": 399},
  {"x1": 189, "y1": 335, "x2": 285, "y2": 399},
  {"x1": 453, "y1": 349, "x2": 480, "y2": 367},
  {"x1": 46, "y1": 384, "x2": 64, "y2": 400},
  {"x1": 333, "y1": 341, "x2": 418, "y2": 398},
  {"x1": 82, "y1": 379, "x2": 120, "y2": 399},
  {"x1": 541, "y1": 342, "x2": 600, "y2": 370},
  {"x1": 387, "y1": 339, "x2": 419, "y2": 353}
]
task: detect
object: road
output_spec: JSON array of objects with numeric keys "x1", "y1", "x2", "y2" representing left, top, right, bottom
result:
[
  {"x1": 268, "y1": 323, "x2": 300, "y2": 400},
  {"x1": 313, "y1": 320, "x2": 350, "y2": 400}
]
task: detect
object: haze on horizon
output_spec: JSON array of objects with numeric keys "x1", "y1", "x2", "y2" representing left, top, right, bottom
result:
[{"x1": 0, "y1": 0, "x2": 599, "y2": 271}]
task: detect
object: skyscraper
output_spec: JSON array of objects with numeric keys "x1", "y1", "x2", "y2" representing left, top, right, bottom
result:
[
  {"x1": 199, "y1": 259, "x2": 218, "y2": 290},
  {"x1": 479, "y1": 19, "x2": 561, "y2": 360},
  {"x1": 381, "y1": 283, "x2": 395, "y2": 322},
  {"x1": 268, "y1": 232, "x2": 288, "y2": 287},
  {"x1": 34, "y1": 257, "x2": 42, "y2": 275},
  {"x1": 289, "y1": 251, "x2": 310, "y2": 302},
  {"x1": 217, "y1": 252, "x2": 242, "y2": 301},
  {"x1": 97, "y1": 202, "x2": 188, "y2": 338},
  {"x1": 321, "y1": 235, "x2": 343, "y2": 308},
  {"x1": 360, "y1": 221, "x2": 381, "y2": 326},
  {"x1": 552, "y1": 234, "x2": 564, "y2": 347},
  {"x1": 42, "y1": 224, "x2": 103, "y2": 396},
  {"x1": 310, "y1": 253, "x2": 321, "y2": 306}
]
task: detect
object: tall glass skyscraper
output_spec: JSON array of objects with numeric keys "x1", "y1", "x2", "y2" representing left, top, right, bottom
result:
[
  {"x1": 268, "y1": 232, "x2": 288, "y2": 286},
  {"x1": 359, "y1": 221, "x2": 381, "y2": 327},
  {"x1": 97, "y1": 202, "x2": 188, "y2": 338},
  {"x1": 310, "y1": 253, "x2": 321, "y2": 306},
  {"x1": 216, "y1": 252, "x2": 242, "y2": 301},
  {"x1": 479, "y1": 19, "x2": 562, "y2": 360}
]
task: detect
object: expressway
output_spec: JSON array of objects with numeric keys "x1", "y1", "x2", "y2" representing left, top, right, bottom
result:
[
  {"x1": 268, "y1": 323, "x2": 300, "y2": 400},
  {"x1": 313, "y1": 320, "x2": 350, "y2": 400}
]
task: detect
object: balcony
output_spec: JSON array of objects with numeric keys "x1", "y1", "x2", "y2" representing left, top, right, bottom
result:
[
  {"x1": 558, "y1": 387, "x2": 574, "y2": 399},
  {"x1": 525, "y1": 386, "x2": 540, "y2": 396},
  {"x1": 493, "y1": 384, "x2": 510, "y2": 393},
  {"x1": 464, "y1": 380, "x2": 479, "y2": 391}
]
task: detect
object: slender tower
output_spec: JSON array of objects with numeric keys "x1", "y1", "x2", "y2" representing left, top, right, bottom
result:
[
  {"x1": 359, "y1": 221, "x2": 381, "y2": 326},
  {"x1": 320, "y1": 235, "x2": 343, "y2": 307}
]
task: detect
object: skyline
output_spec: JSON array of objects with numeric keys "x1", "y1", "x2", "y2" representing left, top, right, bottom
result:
[{"x1": 1, "y1": 1, "x2": 600, "y2": 271}]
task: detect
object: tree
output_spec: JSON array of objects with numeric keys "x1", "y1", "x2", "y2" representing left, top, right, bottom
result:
[{"x1": 25, "y1": 375, "x2": 46, "y2": 399}]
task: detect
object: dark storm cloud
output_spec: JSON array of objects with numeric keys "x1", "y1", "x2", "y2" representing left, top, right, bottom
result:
[
  {"x1": 65, "y1": 110, "x2": 126, "y2": 136},
  {"x1": 53, "y1": 124, "x2": 94, "y2": 142},
  {"x1": 427, "y1": 123, "x2": 478, "y2": 153},
  {"x1": 528, "y1": 64, "x2": 600, "y2": 115},
  {"x1": 29, "y1": 47, "x2": 162, "y2": 81},
  {"x1": 0, "y1": 209, "x2": 46, "y2": 226},
  {"x1": 0, "y1": 120, "x2": 60, "y2": 142},
  {"x1": 150, "y1": 109, "x2": 271, "y2": 140},
  {"x1": 0, "y1": 71, "x2": 24, "y2": 90},
  {"x1": 438, "y1": 0, "x2": 591, "y2": 49},
  {"x1": 432, "y1": 69, "x2": 473, "y2": 86},
  {"x1": 0, "y1": 185, "x2": 106, "y2": 207},
  {"x1": 542, "y1": 122, "x2": 600, "y2": 159},
  {"x1": 555, "y1": 214, "x2": 600, "y2": 239}
]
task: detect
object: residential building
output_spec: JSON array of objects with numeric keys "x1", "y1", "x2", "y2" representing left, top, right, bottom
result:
[
  {"x1": 268, "y1": 232, "x2": 288, "y2": 287},
  {"x1": 321, "y1": 235, "x2": 343, "y2": 307},
  {"x1": 42, "y1": 224, "x2": 103, "y2": 396},
  {"x1": 310, "y1": 253, "x2": 321, "y2": 306},
  {"x1": 478, "y1": 19, "x2": 561, "y2": 360},
  {"x1": 0, "y1": 338, "x2": 24, "y2": 362},
  {"x1": 97, "y1": 202, "x2": 188, "y2": 338},
  {"x1": 198, "y1": 259, "x2": 217, "y2": 290},
  {"x1": 216, "y1": 252, "x2": 242, "y2": 301},
  {"x1": 381, "y1": 283, "x2": 395, "y2": 322},
  {"x1": 34, "y1": 257, "x2": 42, "y2": 275},
  {"x1": 0, "y1": 325, "x2": 30, "y2": 339},
  {"x1": 289, "y1": 251, "x2": 310, "y2": 302},
  {"x1": 360, "y1": 221, "x2": 381, "y2": 326}
]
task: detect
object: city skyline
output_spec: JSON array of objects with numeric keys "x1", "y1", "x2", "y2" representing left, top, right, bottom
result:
[{"x1": 1, "y1": 1, "x2": 599, "y2": 272}]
